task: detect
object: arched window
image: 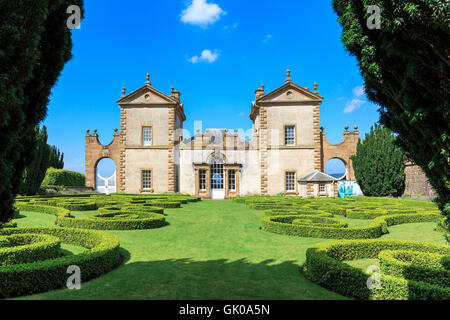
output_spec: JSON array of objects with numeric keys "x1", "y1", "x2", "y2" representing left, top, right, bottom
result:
[{"x1": 325, "y1": 158, "x2": 347, "y2": 180}]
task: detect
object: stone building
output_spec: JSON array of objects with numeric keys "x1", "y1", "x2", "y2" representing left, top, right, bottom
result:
[
  {"x1": 403, "y1": 161, "x2": 437, "y2": 199},
  {"x1": 85, "y1": 70, "x2": 360, "y2": 199}
]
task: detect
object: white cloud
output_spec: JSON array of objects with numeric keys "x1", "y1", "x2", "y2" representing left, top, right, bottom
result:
[
  {"x1": 352, "y1": 85, "x2": 365, "y2": 98},
  {"x1": 343, "y1": 85, "x2": 366, "y2": 113},
  {"x1": 188, "y1": 49, "x2": 219, "y2": 64},
  {"x1": 223, "y1": 22, "x2": 238, "y2": 33},
  {"x1": 263, "y1": 34, "x2": 272, "y2": 44},
  {"x1": 181, "y1": 0, "x2": 225, "y2": 27},
  {"x1": 344, "y1": 99, "x2": 365, "y2": 113}
]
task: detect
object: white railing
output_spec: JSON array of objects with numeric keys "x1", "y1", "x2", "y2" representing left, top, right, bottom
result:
[{"x1": 96, "y1": 172, "x2": 116, "y2": 194}]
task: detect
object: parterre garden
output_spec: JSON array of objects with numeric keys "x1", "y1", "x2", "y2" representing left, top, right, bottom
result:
[
  {"x1": 234, "y1": 196, "x2": 449, "y2": 300},
  {"x1": 0, "y1": 193, "x2": 199, "y2": 298},
  {"x1": 0, "y1": 194, "x2": 448, "y2": 300}
]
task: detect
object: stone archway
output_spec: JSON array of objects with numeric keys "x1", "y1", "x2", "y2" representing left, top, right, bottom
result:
[
  {"x1": 95, "y1": 157, "x2": 117, "y2": 194},
  {"x1": 85, "y1": 129, "x2": 123, "y2": 190},
  {"x1": 320, "y1": 126, "x2": 359, "y2": 180},
  {"x1": 324, "y1": 157, "x2": 347, "y2": 180}
]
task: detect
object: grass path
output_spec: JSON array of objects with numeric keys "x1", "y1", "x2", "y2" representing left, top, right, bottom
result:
[{"x1": 13, "y1": 200, "x2": 445, "y2": 300}]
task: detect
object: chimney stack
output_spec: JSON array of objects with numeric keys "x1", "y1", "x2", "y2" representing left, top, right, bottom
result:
[{"x1": 255, "y1": 84, "x2": 265, "y2": 99}]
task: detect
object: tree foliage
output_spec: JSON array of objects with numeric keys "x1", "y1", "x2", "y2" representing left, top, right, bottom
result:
[
  {"x1": 352, "y1": 124, "x2": 405, "y2": 197},
  {"x1": 0, "y1": 0, "x2": 84, "y2": 222},
  {"x1": 48, "y1": 145, "x2": 64, "y2": 169},
  {"x1": 19, "y1": 126, "x2": 50, "y2": 196},
  {"x1": 332, "y1": 0, "x2": 449, "y2": 224}
]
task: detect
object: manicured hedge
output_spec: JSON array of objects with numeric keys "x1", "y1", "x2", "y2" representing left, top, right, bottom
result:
[
  {"x1": 378, "y1": 250, "x2": 449, "y2": 288},
  {"x1": 146, "y1": 200, "x2": 181, "y2": 208},
  {"x1": 42, "y1": 168, "x2": 85, "y2": 187},
  {"x1": 0, "y1": 221, "x2": 17, "y2": 229},
  {"x1": 15, "y1": 203, "x2": 71, "y2": 218},
  {"x1": 57, "y1": 211, "x2": 166, "y2": 230},
  {"x1": 14, "y1": 193, "x2": 202, "y2": 231},
  {"x1": 264, "y1": 208, "x2": 333, "y2": 217},
  {"x1": 0, "y1": 233, "x2": 61, "y2": 265},
  {"x1": 0, "y1": 227, "x2": 121, "y2": 298},
  {"x1": 304, "y1": 239, "x2": 450, "y2": 300},
  {"x1": 262, "y1": 212, "x2": 440, "y2": 239},
  {"x1": 56, "y1": 200, "x2": 98, "y2": 211}
]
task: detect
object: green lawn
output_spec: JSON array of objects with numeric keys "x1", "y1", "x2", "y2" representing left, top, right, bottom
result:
[{"x1": 12, "y1": 200, "x2": 446, "y2": 300}]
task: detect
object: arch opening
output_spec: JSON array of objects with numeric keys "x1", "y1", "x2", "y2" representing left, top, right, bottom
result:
[
  {"x1": 325, "y1": 158, "x2": 347, "y2": 180},
  {"x1": 95, "y1": 158, "x2": 116, "y2": 194}
]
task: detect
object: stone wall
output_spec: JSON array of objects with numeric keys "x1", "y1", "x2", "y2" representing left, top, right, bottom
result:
[{"x1": 403, "y1": 162, "x2": 437, "y2": 199}]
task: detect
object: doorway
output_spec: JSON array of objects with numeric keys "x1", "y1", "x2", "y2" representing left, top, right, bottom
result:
[{"x1": 210, "y1": 162, "x2": 225, "y2": 199}]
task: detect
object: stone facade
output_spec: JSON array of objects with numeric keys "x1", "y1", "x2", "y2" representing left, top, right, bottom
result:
[
  {"x1": 404, "y1": 162, "x2": 437, "y2": 199},
  {"x1": 85, "y1": 71, "x2": 361, "y2": 198}
]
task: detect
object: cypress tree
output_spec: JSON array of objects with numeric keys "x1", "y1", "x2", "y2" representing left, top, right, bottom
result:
[
  {"x1": 0, "y1": 0, "x2": 84, "y2": 222},
  {"x1": 48, "y1": 145, "x2": 64, "y2": 169},
  {"x1": 351, "y1": 124, "x2": 405, "y2": 197},
  {"x1": 19, "y1": 126, "x2": 51, "y2": 195},
  {"x1": 332, "y1": 0, "x2": 449, "y2": 227}
]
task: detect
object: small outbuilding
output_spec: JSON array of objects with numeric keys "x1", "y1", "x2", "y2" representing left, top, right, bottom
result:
[{"x1": 298, "y1": 170, "x2": 338, "y2": 198}]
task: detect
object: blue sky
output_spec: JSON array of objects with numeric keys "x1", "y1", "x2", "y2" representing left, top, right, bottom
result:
[{"x1": 43, "y1": 0, "x2": 381, "y2": 177}]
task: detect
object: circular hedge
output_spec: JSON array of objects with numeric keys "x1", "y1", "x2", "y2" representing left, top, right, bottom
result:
[
  {"x1": 0, "y1": 233, "x2": 61, "y2": 265},
  {"x1": 304, "y1": 239, "x2": 450, "y2": 300},
  {"x1": 58, "y1": 211, "x2": 166, "y2": 230},
  {"x1": 0, "y1": 226, "x2": 121, "y2": 298},
  {"x1": 14, "y1": 193, "x2": 200, "y2": 231},
  {"x1": 261, "y1": 212, "x2": 439, "y2": 239},
  {"x1": 234, "y1": 195, "x2": 442, "y2": 240}
]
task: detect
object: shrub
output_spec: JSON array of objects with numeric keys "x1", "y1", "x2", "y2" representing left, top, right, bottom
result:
[
  {"x1": 0, "y1": 226, "x2": 120, "y2": 298},
  {"x1": 0, "y1": 233, "x2": 61, "y2": 265},
  {"x1": 42, "y1": 168, "x2": 85, "y2": 187},
  {"x1": 262, "y1": 212, "x2": 439, "y2": 239},
  {"x1": 56, "y1": 212, "x2": 166, "y2": 230},
  {"x1": 305, "y1": 239, "x2": 450, "y2": 300}
]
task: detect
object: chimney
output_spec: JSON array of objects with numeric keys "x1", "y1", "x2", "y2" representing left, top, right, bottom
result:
[
  {"x1": 255, "y1": 84, "x2": 265, "y2": 99},
  {"x1": 171, "y1": 86, "x2": 181, "y2": 102}
]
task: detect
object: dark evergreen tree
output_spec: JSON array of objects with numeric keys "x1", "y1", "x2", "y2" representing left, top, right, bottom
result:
[
  {"x1": 351, "y1": 124, "x2": 405, "y2": 197},
  {"x1": 332, "y1": 0, "x2": 449, "y2": 226},
  {"x1": 48, "y1": 145, "x2": 64, "y2": 169},
  {"x1": 0, "y1": 0, "x2": 84, "y2": 222},
  {"x1": 19, "y1": 126, "x2": 50, "y2": 195}
]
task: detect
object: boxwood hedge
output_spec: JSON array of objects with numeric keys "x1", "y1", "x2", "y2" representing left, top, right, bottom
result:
[
  {"x1": 261, "y1": 212, "x2": 440, "y2": 239},
  {"x1": 0, "y1": 233, "x2": 61, "y2": 266},
  {"x1": 304, "y1": 239, "x2": 450, "y2": 300},
  {"x1": 0, "y1": 226, "x2": 121, "y2": 298}
]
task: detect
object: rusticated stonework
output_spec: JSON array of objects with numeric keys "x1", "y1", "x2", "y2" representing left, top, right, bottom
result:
[{"x1": 404, "y1": 162, "x2": 437, "y2": 199}]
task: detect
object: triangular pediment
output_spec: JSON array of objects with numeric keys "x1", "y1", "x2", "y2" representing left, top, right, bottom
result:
[
  {"x1": 256, "y1": 82, "x2": 323, "y2": 104},
  {"x1": 117, "y1": 85, "x2": 177, "y2": 105}
]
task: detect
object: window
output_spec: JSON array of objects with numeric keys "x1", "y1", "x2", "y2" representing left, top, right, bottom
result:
[
  {"x1": 228, "y1": 170, "x2": 236, "y2": 191},
  {"x1": 285, "y1": 125, "x2": 295, "y2": 145},
  {"x1": 142, "y1": 170, "x2": 152, "y2": 189},
  {"x1": 142, "y1": 126, "x2": 152, "y2": 146},
  {"x1": 319, "y1": 184, "x2": 326, "y2": 193},
  {"x1": 199, "y1": 169, "x2": 206, "y2": 190},
  {"x1": 285, "y1": 171, "x2": 296, "y2": 192},
  {"x1": 210, "y1": 163, "x2": 224, "y2": 189}
]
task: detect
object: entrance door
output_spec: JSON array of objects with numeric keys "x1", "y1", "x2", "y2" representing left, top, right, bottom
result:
[{"x1": 210, "y1": 163, "x2": 225, "y2": 199}]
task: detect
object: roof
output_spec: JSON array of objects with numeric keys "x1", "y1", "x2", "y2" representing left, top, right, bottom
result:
[
  {"x1": 298, "y1": 170, "x2": 338, "y2": 182},
  {"x1": 249, "y1": 81, "x2": 324, "y2": 120}
]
